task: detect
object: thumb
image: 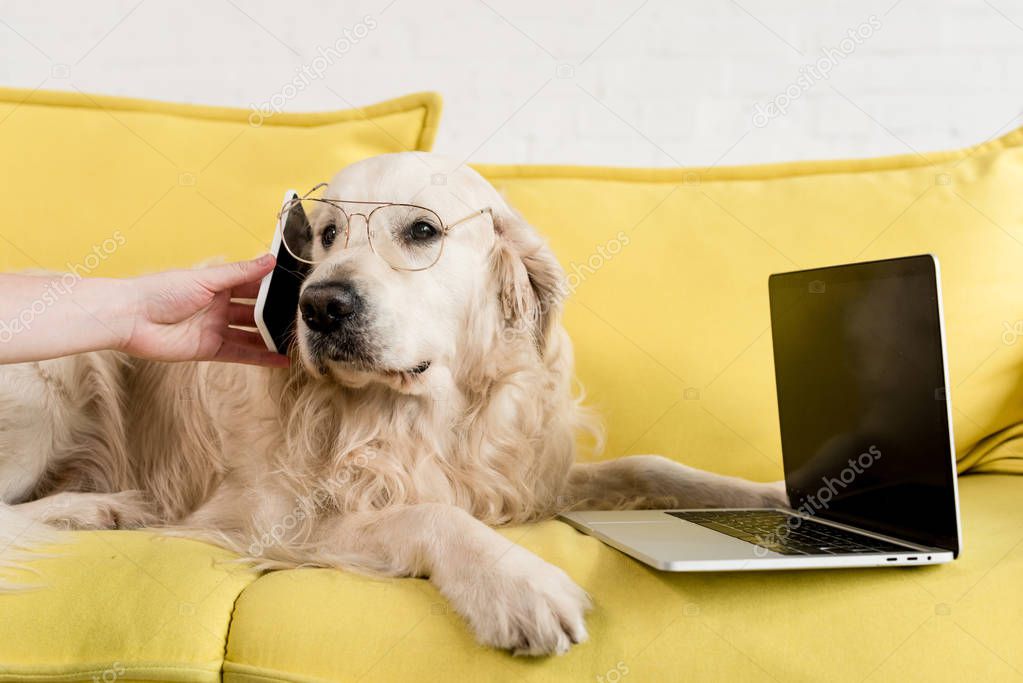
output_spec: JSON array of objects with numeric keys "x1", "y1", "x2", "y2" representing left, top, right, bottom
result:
[{"x1": 197, "y1": 254, "x2": 275, "y2": 293}]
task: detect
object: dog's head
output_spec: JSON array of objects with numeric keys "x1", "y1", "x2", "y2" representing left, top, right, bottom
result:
[{"x1": 292, "y1": 153, "x2": 565, "y2": 393}]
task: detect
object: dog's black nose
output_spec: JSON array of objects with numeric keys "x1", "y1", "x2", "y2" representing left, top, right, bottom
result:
[{"x1": 299, "y1": 282, "x2": 361, "y2": 334}]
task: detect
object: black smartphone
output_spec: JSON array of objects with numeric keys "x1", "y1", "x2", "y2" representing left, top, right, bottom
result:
[{"x1": 255, "y1": 190, "x2": 311, "y2": 354}]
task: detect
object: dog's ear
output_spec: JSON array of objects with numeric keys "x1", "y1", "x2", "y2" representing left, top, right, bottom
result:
[{"x1": 490, "y1": 206, "x2": 567, "y2": 354}]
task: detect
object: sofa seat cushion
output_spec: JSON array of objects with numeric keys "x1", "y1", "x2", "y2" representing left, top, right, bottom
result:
[
  {"x1": 0, "y1": 533, "x2": 257, "y2": 682},
  {"x1": 221, "y1": 473, "x2": 1022, "y2": 682}
]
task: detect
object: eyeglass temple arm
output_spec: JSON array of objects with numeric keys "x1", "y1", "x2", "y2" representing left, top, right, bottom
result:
[
  {"x1": 445, "y1": 207, "x2": 493, "y2": 233},
  {"x1": 301, "y1": 182, "x2": 329, "y2": 199}
]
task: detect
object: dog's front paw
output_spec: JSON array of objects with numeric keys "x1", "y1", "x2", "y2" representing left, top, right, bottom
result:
[{"x1": 440, "y1": 546, "x2": 591, "y2": 656}]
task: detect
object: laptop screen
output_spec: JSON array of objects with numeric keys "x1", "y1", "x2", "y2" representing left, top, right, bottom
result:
[{"x1": 768, "y1": 255, "x2": 959, "y2": 554}]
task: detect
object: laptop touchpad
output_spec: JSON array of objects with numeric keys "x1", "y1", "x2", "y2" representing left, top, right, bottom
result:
[{"x1": 589, "y1": 516, "x2": 782, "y2": 561}]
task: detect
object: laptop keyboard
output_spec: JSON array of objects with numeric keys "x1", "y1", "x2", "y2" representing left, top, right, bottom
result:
[{"x1": 668, "y1": 509, "x2": 913, "y2": 555}]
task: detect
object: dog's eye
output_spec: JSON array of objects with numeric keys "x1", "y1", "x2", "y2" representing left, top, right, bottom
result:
[
  {"x1": 321, "y1": 224, "x2": 338, "y2": 248},
  {"x1": 404, "y1": 220, "x2": 439, "y2": 243}
]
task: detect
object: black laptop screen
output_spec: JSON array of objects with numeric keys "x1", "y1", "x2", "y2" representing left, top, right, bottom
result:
[{"x1": 768, "y1": 256, "x2": 959, "y2": 554}]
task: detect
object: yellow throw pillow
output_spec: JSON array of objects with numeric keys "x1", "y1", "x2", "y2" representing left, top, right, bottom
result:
[
  {"x1": 0, "y1": 86, "x2": 441, "y2": 276},
  {"x1": 478, "y1": 128, "x2": 1023, "y2": 479}
]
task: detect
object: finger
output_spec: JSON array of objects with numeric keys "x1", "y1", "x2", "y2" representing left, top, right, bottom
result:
[
  {"x1": 224, "y1": 326, "x2": 270, "y2": 349},
  {"x1": 197, "y1": 254, "x2": 275, "y2": 294},
  {"x1": 231, "y1": 280, "x2": 263, "y2": 300},
  {"x1": 214, "y1": 342, "x2": 291, "y2": 368},
  {"x1": 227, "y1": 302, "x2": 257, "y2": 327}
]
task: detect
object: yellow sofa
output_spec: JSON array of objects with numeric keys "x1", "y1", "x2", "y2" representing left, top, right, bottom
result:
[{"x1": 2, "y1": 88, "x2": 1022, "y2": 682}]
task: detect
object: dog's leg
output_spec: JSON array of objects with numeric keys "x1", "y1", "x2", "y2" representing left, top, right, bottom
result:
[
  {"x1": 11, "y1": 491, "x2": 157, "y2": 530},
  {"x1": 565, "y1": 455, "x2": 787, "y2": 510},
  {"x1": 292, "y1": 503, "x2": 590, "y2": 656},
  {"x1": 0, "y1": 362, "x2": 67, "y2": 504},
  {"x1": 0, "y1": 355, "x2": 147, "y2": 531},
  {"x1": 0, "y1": 354, "x2": 133, "y2": 502}
]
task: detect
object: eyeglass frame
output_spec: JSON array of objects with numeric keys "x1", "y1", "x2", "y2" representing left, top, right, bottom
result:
[{"x1": 279, "y1": 183, "x2": 494, "y2": 272}]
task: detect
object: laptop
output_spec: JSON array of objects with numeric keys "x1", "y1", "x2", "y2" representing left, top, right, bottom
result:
[{"x1": 560, "y1": 255, "x2": 962, "y2": 571}]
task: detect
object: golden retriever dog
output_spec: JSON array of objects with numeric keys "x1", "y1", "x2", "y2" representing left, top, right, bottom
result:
[{"x1": 0, "y1": 153, "x2": 785, "y2": 655}]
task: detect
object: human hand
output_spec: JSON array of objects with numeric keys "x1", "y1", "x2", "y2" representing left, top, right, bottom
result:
[{"x1": 118, "y1": 254, "x2": 289, "y2": 368}]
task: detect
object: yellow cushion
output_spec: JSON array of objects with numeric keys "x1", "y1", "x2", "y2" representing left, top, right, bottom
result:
[
  {"x1": 0, "y1": 86, "x2": 441, "y2": 276},
  {"x1": 0, "y1": 532, "x2": 257, "y2": 682},
  {"x1": 222, "y1": 473, "x2": 1023, "y2": 681},
  {"x1": 476, "y1": 133, "x2": 1023, "y2": 479}
]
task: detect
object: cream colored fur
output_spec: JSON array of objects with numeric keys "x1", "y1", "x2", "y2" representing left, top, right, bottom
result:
[{"x1": 0, "y1": 154, "x2": 784, "y2": 655}]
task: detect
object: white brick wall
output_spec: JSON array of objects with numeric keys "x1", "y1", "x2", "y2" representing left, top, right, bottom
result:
[{"x1": 2, "y1": 0, "x2": 1022, "y2": 167}]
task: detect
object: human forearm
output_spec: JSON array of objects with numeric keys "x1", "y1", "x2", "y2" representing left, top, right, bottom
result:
[
  {"x1": 0, "y1": 274, "x2": 132, "y2": 363},
  {"x1": 0, "y1": 256, "x2": 285, "y2": 367}
]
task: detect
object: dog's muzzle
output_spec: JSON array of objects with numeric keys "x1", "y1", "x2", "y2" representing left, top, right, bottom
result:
[{"x1": 299, "y1": 281, "x2": 362, "y2": 335}]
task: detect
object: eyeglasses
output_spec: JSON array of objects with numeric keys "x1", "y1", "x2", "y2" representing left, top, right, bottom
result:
[{"x1": 279, "y1": 183, "x2": 493, "y2": 272}]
